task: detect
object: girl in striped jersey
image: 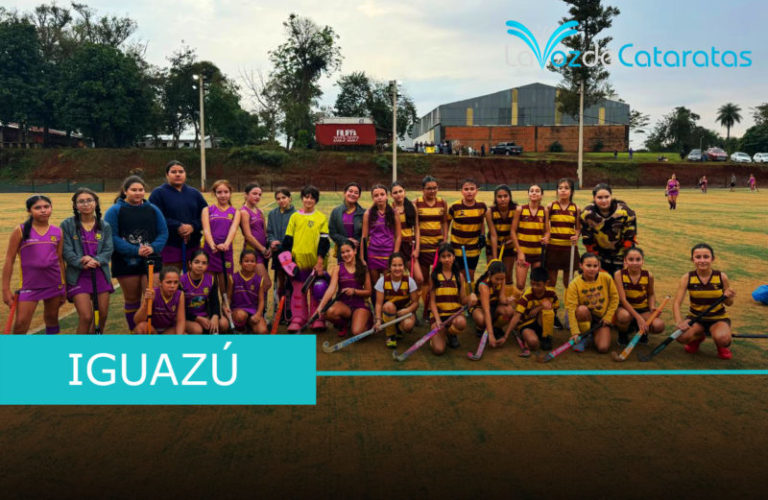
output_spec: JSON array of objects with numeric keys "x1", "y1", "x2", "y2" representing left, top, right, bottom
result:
[
  {"x1": 613, "y1": 247, "x2": 664, "y2": 345},
  {"x1": 485, "y1": 185, "x2": 517, "y2": 293},
  {"x1": 471, "y1": 260, "x2": 514, "y2": 348},
  {"x1": 503, "y1": 267, "x2": 559, "y2": 351},
  {"x1": 203, "y1": 180, "x2": 241, "y2": 296},
  {"x1": 134, "y1": 266, "x2": 185, "y2": 335},
  {"x1": 391, "y1": 182, "x2": 423, "y2": 286},
  {"x1": 511, "y1": 184, "x2": 550, "y2": 292},
  {"x1": 429, "y1": 243, "x2": 476, "y2": 353},
  {"x1": 545, "y1": 178, "x2": 580, "y2": 288},
  {"x1": 362, "y1": 184, "x2": 401, "y2": 285},
  {"x1": 318, "y1": 240, "x2": 372, "y2": 337},
  {"x1": 448, "y1": 178, "x2": 493, "y2": 281},
  {"x1": 673, "y1": 243, "x2": 735, "y2": 359},
  {"x1": 227, "y1": 249, "x2": 268, "y2": 334},
  {"x1": 181, "y1": 250, "x2": 228, "y2": 334},
  {"x1": 2, "y1": 195, "x2": 65, "y2": 334},
  {"x1": 415, "y1": 176, "x2": 448, "y2": 321},
  {"x1": 374, "y1": 253, "x2": 418, "y2": 348}
]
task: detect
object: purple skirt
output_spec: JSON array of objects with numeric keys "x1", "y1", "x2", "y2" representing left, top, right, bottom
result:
[
  {"x1": 162, "y1": 243, "x2": 200, "y2": 264},
  {"x1": 233, "y1": 306, "x2": 258, "y2": 316},
  {"x1": 367, "y1": 253, "x2": 389, "y2": 271},
  {"x1": 204, "y1": 246, "x2": 234, "y2": 274},
  {"x1": 20, "y1": 285, "x2": 65, "y2": 302},
  {"x1": 67, "y1": 268, "x2": 115, "y2": 301}
]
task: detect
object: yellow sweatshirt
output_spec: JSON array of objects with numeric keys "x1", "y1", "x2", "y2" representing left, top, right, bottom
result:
[{"x1": 565, "y1": 271, "x2": 619, "y2": 335}]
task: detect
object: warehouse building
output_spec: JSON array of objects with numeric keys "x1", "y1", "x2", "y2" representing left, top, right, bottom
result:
[{"x1": 411, "y1": 82, "x2": 630, "y2": 153}]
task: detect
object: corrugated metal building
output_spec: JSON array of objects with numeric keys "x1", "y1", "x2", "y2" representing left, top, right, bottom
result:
[{"x1": 411, "y1": 82, "x2": 630, "y2": 149}]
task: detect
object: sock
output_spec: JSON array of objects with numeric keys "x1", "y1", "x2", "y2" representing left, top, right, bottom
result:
[
  {"x1": 382, "y1": 311, "x2": 396, "y2": 337},
  {"x1": 45, "y1": 325, "x2": 60, "y2": 335},
  {"x1": 124, "y1": 302, "x2": 140, "y2": 331},
  {"x1": 448, "y1": 324, "x2": 462, "y2": 336},
  {"x1": 541, "y1": 309, "x2": 554, "y2": 338},
  {"x1": 578, "y1": 321, "x2": 591, "y2": 335}
]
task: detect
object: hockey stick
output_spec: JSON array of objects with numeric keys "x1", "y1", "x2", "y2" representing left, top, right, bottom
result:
[
  {"x1": 219, "y1": 252, "x2": 235, "y2": 332},
  {"x1": 467, "y1": 331, "x2": 489, "y2": 360},
  {"x1": 4, "y1": 291, "x2": 19, "y2": 334},
  {"x1": 181, "y1": 240, "x2": 187, "y2": 274},
  {"x1": 732, "y1": 333, "x2": 768, "y2": 339},
  {"x1": 77, "y1": 224, "x2": 103, "y2": 335},
  {"x1": 146, "y1": 262, "x2": 154, "y2": 334},
  {"x1": 537, "y1": 321, "x2": 604, "y2": 363},
  {"x1": 638, "y1": 295, "x2": 728, "y2": 362},
  {"x1": 322, "y1": 313, "x2": 413, "y2": 353},
  {"x1": 271, "y1": 296, "x2": 285, "y2": 334},
  {"x1": 393, "y1": 306, "x2": 467, "y2": 362},
  {"x1": 298, "y1": 296, "x2": 337, "y2": 333},
  {"x1": 611, "y1": 296, "x2": 670, "y2": 362},
  {"x1": 512, "y1": 329, "x2": 531, "y2": 357},
  {"x1": 301, "y1": 270, "x2": 317, "y2": 295}
]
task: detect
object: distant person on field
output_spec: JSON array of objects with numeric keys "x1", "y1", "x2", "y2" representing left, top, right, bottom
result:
[
  {"x1": 628, "y1": 147, "x2": 633, "y2": 159},
  {"x1": 481, "y1": 144, "x2": 486, "y2": 157},
  {"x1": 748, "y1": 173, "x2": 758, "y2": 192},
  {"x1": 730, "y1": 173, "x2": 737, "y2": 191}
]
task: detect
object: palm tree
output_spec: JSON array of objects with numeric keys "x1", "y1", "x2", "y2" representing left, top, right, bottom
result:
[{"x1": 716, "y1": 103, "x2": 742, "y2": 141}]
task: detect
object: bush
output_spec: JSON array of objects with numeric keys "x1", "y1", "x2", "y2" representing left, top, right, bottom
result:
[
  {"x1": 548, "y1": 141, "x2": 564, "y2": 153},
  {"x1": 374, "y1": 155, "x2": 391, "y2": 173},
  {"x1": 227, "y1": 146, "x2": 289, "y2": 167},
  {"x1": 591, "y1": 140, "x2": 604, "y2": 152}
]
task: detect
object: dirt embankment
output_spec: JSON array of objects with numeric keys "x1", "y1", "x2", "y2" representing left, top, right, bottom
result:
[{"x1": 1, "y1": 148, "x2": 766, "y2": 191}]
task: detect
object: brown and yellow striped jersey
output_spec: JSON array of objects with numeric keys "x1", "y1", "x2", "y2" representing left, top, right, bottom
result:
[
  {"x1": 547, "y1": 201, "x2": 577, "y2": 247},
  {"x1": 516, "y1": 286, "x2": 559, "y2": 327},
  {"x1": 620, "y1": 269, "x2": 650, "y2": 311},
  {"x1": 517, "y1": 204, "x2": 545, "y2": 256},
  {"x1": 415, "y1": 196, "x2": 446, "y2": 252},
  {"x1": 448, "y1": 200, "x2": 487, "y2": 258},
  {"x1": 434, "y1": 271, "x2": 462, "y2": 318},
  {"x1": 687, "y1": 270, "x2": 728, "y2": 320}
]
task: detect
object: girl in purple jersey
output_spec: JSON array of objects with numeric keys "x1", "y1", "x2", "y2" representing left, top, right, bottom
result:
[
  {"x1": 240, "y1": 183, "x2": 271, "y2": 270},
  {"x1": 134, "y1": 266, "x2": 185, "y2": 334},
  {"x1": 226, "y1": 249, "x2": 267, "y2": 334},
  {"x1": 181, "y1": 250, "x2": 227, "y2": 334},
  {"x1": 2, "y1": 195, "x2": 66, "y2": 334},
  {"x1": 361, "y1": 184, "x2": 401, "y2": 285},
  {"x1": 665, "y1": 173, "x2": 680, "y2": 210},
  {"x1": 317, "y1": 240, "x2": 372, "y2": 337},
  {"x1": 61, "y1": 188, "x2": 114, "y2": 334},
  {"x1": 202, "y1": 180, "x2": 241, "y2": 297}
]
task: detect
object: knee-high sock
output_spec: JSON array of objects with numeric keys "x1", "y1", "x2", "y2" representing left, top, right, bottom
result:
[
  {"x1": 541, "y1": 309, "x2": 554, "y2": 338},
  {"x1": 578, "y1": 320, "x2": 591, "y2": 335},
  {"x1": 382, "y1": 310, "x2": 396, "y2": 337},
  {"x1": 45, "y1": 325, "x2": 60, "y2": 335},
  {"x1": 124, "y1": 302, "x2": 140, "y2": 331},
  {"x1": 290, "y1": 279, "x2": 308, "y2": 325}
]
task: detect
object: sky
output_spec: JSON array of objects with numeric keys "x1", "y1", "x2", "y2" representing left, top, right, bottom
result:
[{"x1": 7, "y1": 0, "x2": 767, "y2": 147}]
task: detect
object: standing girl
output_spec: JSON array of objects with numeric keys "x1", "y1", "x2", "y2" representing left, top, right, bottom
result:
[
  {"x1": 181, "y1": 250, "x2": 227, "y2": 334},
  {"x1": 2, "y1": 195, "x2": 65, "y2": 334},
  {"x1": 134, "y1": 266, "x2": 185, "y2": 335},
  {"x1": 665, "y1": 173, "x2": 680, "y2": 210},
  {"x1": 448, "y1": 178, "x2": 492, "y2": 281},
  {"x1": 429, "y1": 242, "x2": 475, "y2": 353},
  {"x1": 362, "y1": 184, "x2": 401, "y2": 285},
  {"x1": 228, "y1": 249, "x2": 268, "y2": 334},
  {"x1": 613, "y1": 247, "x2": 665, "y2": 346},
  {"x1": 565, "y1": 252, "x2": 619, "y2": 354},
  {"x1": 486, "y1": 184, "x2": 517, "y2": 295},
  {"x1": 203, "y1": 180, "x2": 241, "y2": 296},
  {"x1": 511, "y1": 184, "x2": 550, "y2": 292},
  {"x1": 61, "y1": 189, "x2": 114, "y2": 334},
  {"x1": 699, "y1": 175, "x2": 708, "y2": 194},
  {"x1": 240, "y1": 182, "x2": 271, "y2": 275},
  {"x1": 374, "y1": 252, "x2": 419, "y2": 348},
  {"x1": 471, "y1": 260, "x2": 514, "y2": 348},
  {"x1": 580, "y1": 183, "x2": 637, "y2": 276},
  {"x1": 545, "y1": 178, "x2": 580, "y2": 288},
  {"x1": 391, "y1": 181, "x2": 422, "y2": 285},
  {"x1": 329, "y1": 182, "x2": 365, "y2": 250},
  {"x1": 266, "y1": 187, "x2": 296, "y2": 321},
  {"x1": 318, "y1": 240, "x2": 372, "y2": 337},
  {"x1": 748, "y1": 173, "x2": 758, "y2": 192},
  {"x1": 415, "y1": 176, "x2": 448, "y2": 321},
  {"x1": 673, "y1": 243, "x2": 735, "y2": 359},
  {"x1": 104, "y1": 175, "x2": 168, "y2": 332}
]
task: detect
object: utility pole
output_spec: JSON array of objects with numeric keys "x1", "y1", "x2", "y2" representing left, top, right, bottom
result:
[
  {"x1": 390, "y1": 80, "x2": 398, "y2": 183},
  {"x1": 194, "y1": 73, "x2": 207, "y2": 191},
  {"x1": 578, "y1": 80, "x2": 584, "y2": 189}
]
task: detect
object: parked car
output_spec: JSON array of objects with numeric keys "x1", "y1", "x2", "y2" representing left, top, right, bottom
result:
[
  {"x1": 730, "y1": 151, "x2": 752, "y2": 163},
  {"x1": 753, "y1": 152, "x2": 768, "y2": 163},
  {"x1": 705, "y1": 147, "x2": 728, "y2": 161},
  {"x1": 490, "y1": 142, "x2": 523, "y2": 155},
  {"x1": 686, "y1": 149, "x2": 705, "y2": 161}
]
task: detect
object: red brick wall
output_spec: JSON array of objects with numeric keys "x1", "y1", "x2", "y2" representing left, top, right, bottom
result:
[{"x1": 443, "y1": 125, "x2": 628, "y2": 153}]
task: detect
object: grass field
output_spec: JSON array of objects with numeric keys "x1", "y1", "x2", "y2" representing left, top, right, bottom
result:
[{"x1": 1, "y1": 187, "x2": 767, "y2": 497}]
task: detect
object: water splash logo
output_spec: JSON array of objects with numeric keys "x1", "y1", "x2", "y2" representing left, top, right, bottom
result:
[{"x1": 505, "y1": 20, "x2": 579, "y2": 68}]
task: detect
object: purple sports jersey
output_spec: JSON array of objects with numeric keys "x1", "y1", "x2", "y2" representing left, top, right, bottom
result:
[
  {"x1": 204, "y1": 205, "x2": 236, "y2": 274},
  {"x1": 338, "y1": 264, "x2": 368, "y2": 310},
  {"x1": 342, "y1": 210, "x2": 355, "y2": 239},
  {"x1": 242, "y1": 205, "x2": 267, "y2": 264},
  {"x1": 180, "y1": 273, "x2": 215, "y2": 318},
  {"x1": 367, "y1": 210, "x2": 394, "y2": 271},
  {"x1": 151, "y1": 287, "x2": 182, "y2": 332},
  {"x1": 231, "y1": 271, "x2": 262, "y2": 315},
  {"x1": 66, "y1": 227, "x2": 114, "y2": 300},
  {"x1": 19, "y1": 224, "x2": 65, "y2": 301}
]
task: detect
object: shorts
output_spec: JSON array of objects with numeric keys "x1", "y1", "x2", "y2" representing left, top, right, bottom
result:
[
  {"x1": 730, "y1": 182, "x2": 736, "y2": 188},
  {"x1": 233, "y1": 306, "x2": 258, "y2": 316},
  {"x1": 19, "y1": 285, "x2": 65, "y2": 302},
  {"x1": 204, "y1": 246, "x2": 234, "y2": 274},
  {"x1": 340, "y1": 296, "x2": 370, "y2": 312},
  {"x1": 545, "y1": 245, "x2": 577, "y2": 271},
  {"x1": 457, "y1": 254, "x2": 480, "y2": 274},
  {"x1": 619, "y1": 307, "x2": 649, "y2": 332},
  {"x1": 400, "y1": 239, "x2": 415, "y2": 264},
  {"x1": 418, "y1": 249, "x2": 438, "y2": 269},
  {"x1": 161, "y1": 243, "x2": 200, "y2": 265},
  {"x1": 520, "y1": 320, "x2": 543, "y2": 338},
  {"x1": 112, "y1": 254, "x2": 162, "y2": 278},
  {"x1": 689, "y1": 317, "x2": 731, "y2": 336},
  {"x1": 523, "y1": 253, "x2": 541, "y2": 266},
  {"x1": 66, "y1": 268, "x2": 115, "y2": 301}
]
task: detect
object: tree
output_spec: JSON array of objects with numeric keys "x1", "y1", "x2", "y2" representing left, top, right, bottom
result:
[
  {"x1": 242, "y1": 69, "x2": 282, "y2": 143},
  {"x1": 548, "y1": 0, "x2": 620, "y2": 118},
  {"x1": 334, "y1": 71, "x2": 372, "y2": 117},
  {"x1": 716, "y1": 102, "x2": 742, "y2": 141},
  {"x1": 752, "y1": 103, "x2": 768, "y2": 127},
  {"x1": 268, "y1": 13, "x2": 342, "y2": 149},
  {"x1": 739, "y1": 124, "x2": 768, "y2": 155},
  {"x1": 628, "y1": 109, "x2": 650, "y2": 134},
  {"x1": 645, "y1": 106, "x2": 710, "y2": 153}
]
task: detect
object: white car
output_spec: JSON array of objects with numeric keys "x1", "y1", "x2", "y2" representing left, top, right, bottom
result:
[
  {"x1": 730, "y1": 152, "x2": 752, "y2": 163},
  {"x1": 753, "y1": 152, "x2": 768, "y2": 163}
]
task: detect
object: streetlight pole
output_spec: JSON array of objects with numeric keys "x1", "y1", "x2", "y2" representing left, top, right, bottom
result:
[
  {"x1": 390, "y1": 80, "x2": 398, "y2": 183},
  {"x1": 577, "y1": 80, "x2": 584, "y2": 189},
  {"x1": 194, "y1": 73, "x2": 207, "y2": 192}
]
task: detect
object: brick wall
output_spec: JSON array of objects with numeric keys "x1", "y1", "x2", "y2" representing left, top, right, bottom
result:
[{"x1": 443, "y1": 125, "x2": 628, "y2": 153}]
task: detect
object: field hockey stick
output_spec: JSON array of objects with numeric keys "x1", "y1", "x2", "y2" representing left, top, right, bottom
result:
[
  {"x1": 638, "y1": 295, "x2": 728, "y2": 362},
  {"x1": 298, "y1": 296, "x2": 337, "y2": 333},
  {"x1": 732, "y1": 333, "x2": 768, "y2": 339},
  {"x1": 432, "y1": 248, "x2": 439, "y2": 269},
  {"x1": 467, "y1": 331, "x2": 489, "y2": 360},
  {"x1": 568, "y1": 242, "x2": 575, "y2": 281},
  {"x1": 146, "y1": 262, "x2": 154, "y2": 334},
  {"x1": 271, "y1": 296, "x2": 285, "y2": 334},
  {"x1": 537, "y1": 321, "x2": 604, "y2": 363},
  {"x1": 322, "y1": 313, "x2": 413, "y2": 353},
  {"x1": 301, "y1": 270, "x2": 317, "y2": 294},
  {"x1": 393, "y1": 306, "x2": 467, "y2": 362},
  {"x1": 181, "y1": 240, "x2": 187, "y2": 274},
  {"x1": 219, "y1": 252, "x2": 235, "y2": 332},
  {"x1": 4, "y1": 291, "x2": 19, "y2": 334},
  {"x1": 89, "y1": 268, "x2": 102, "y2": 335},
  {"x1": 612, "y1": 296, "x2": 670, "y2": 362},
  {"x1": 511, "y1": 329, "x2": 531, "y2": 357}
]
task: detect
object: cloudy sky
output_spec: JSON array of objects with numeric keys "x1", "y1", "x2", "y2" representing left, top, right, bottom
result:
[{"x1": 8, "y1": 0, "x2": 766, "y2": 146}]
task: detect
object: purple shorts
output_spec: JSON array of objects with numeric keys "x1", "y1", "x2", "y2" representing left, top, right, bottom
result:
[
  {"x1": 162, "y1": 243, "x2": 200, "y2": 265},
  {"x1": 19, "y1": 285, "x2": 65, "y2": 302},
  {"x1": 234, "y1": 306, "x2": 258, "y2": 316},
  {"x1": 204, "y1": 247, "x2": 234, "y2": 274},
  {"x1": 67, "y1": 268, "x2": 115, "y2": 301}
]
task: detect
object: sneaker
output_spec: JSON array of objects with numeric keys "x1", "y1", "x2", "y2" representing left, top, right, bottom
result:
[
  {"x1": 639, "y1": 333, "x2": 649, "y2": 345},
  {"x1": 618, "y1": 331, "x2": 629, "y2": 346},
  {"x1": 573, "y1": 335, "x2": 592, "y2": 353},
  {"x1": 337, "y1": 323, "x2": 349, "y2": 338},
  {"x1": 311, "y1": 317, "x2": 326, "y2": 332},
  {"x1": 386, "y1": 336, "x2": 397, "y2": 349},
  {"x1": 684, "y1": 336, "x2": 704, "y2": 354},
  {"x1": 554, "y1": 315, "x2": 564, "y2": 330},
  {"x1": 540, "y1": 336, "x2": 552, "y2": 351},
  {"x1": 717, "y1": 346, "x2": 732, "y2": 360},
  {"x1": 287, "y1": 320, "x2": 302, "y2": 333},
  {"x1": 447, "y1": 334, "x2": 460, "y2": 349}
]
